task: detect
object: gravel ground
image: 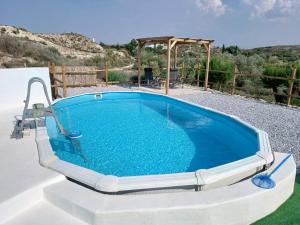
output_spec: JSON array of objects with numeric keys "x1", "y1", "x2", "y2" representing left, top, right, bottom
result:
[{"x1": 65, "y1": 86, "x2": 300, "y2": 172}]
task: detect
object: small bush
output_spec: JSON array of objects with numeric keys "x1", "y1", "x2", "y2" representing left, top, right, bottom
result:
[
  {"x1": 107, "y1": 71, "x2": 128, "y2": 82},
  {"x1": 0, "y1": 35, "x2": 71, "y2": 66},
  {"x1": 18, "y1": 27, "x2": 28, "y2": 32},
  {"x1": 84, "y1": 56, "x2": 105, "y2": 67},
  {"x1": 262, "y1": 65, "x2": 291, "y2": 86},
  {"x1": 261, "y1": 65, "x2": 291, "y2": 103},
  {"x1": 23, "y1": 49, "x2": 34, "y2": 57},
  {"x1": 48, "y1": 47, "x2": 60, "y2": 55},
  {"x1": 201, "y1": 56, "x2": 233, "y2": 86},
  {"x1": 66, "y1": 55, "x2": 75, "y2": 59},
  {"x1": 130, "y1": 75, "x2": 145, "y2": 83},
  {"x1": 0, "y1": 35, "x2": 25, "y2": 56},
  {"x1": 125, "y1": 39, "x2": 138, "y2": 56},
  {"x1": 105, "y1": 49, "x2": 132, "y2": 67},
  {"x1": 294, "y1": 64, "x2": 300, "y2": 89},
  {"x1": 12, "y1": 29, "x2": 20, "y2": 35},
  {"x1": 37, "y1": 47, "x2": 62, "y2": 62}
]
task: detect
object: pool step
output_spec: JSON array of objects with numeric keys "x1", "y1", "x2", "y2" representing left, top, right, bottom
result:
[
  {"x1": 43, "y1": 180, "x2": 100, "y2": 224},
  {"x1": 2, "y1": 201, "x2": 87, "y2": 225}
]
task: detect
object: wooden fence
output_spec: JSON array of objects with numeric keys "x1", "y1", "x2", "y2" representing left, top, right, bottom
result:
[
  {"x1": 178, "y1": 63, "x2": 299, "y2": 106},
  {"x1": 231, "y1": 67, "x2": 299, "y2": 106},
  {"x1": 48, "y1": 62, "x2": 127, "y2": 99},
  {"x1": 48, "y1": 62, "x2": 300, "y2": 107}
]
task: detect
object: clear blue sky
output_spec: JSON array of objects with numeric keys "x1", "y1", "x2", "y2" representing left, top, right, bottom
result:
[{"x1": 0, "y1": 0, "x2": 299, "y2": 48}]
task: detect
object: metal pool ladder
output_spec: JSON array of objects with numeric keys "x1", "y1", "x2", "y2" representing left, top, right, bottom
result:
[{"x1": 16, "y1": 77, "x2": 65, "y2": 138}]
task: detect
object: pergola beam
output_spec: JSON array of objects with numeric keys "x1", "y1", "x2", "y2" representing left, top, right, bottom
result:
[
  {"x1": 170, "y1": 40, "x2": 178, "y2": 50},
  {"x1": 136, "y1": 36, "x2": 213, "y2": 46}
]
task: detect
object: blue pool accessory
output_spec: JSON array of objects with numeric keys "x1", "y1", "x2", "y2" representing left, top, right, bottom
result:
[
  {"x1": 252, "y1": 154, "x2": 291, "y2": 189},
  {"x1": 95, "y1": 93, "x2": 102, "y2": 99},
  {"x1": 66, "y1": 130, "x2": 82, "y2": 139}
]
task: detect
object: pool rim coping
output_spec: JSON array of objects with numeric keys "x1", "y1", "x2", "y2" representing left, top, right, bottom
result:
[{"x1": 35, "y1": 91, "x2": 274, "y2": 192}]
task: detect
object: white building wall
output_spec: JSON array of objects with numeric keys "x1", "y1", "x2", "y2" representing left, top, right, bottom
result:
[{"x1": 0, "y1": 67, "x2": 52, "y2": 111}]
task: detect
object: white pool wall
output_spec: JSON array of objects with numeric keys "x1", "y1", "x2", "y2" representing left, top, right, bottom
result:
[{"x1": 37, "y1": 91, "x2": 274, "y2": 192}]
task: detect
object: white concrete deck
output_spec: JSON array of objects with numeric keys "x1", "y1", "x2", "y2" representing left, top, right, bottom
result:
[
  {"x1": 0, "y1": 107, "x2": 64, "y2": 224},
  {"x1": 0, "y1": 108, "x2": 61, "y2": 202},
  {"x1": 3, "y1": 201, "x2": 86, "y2": 225}
]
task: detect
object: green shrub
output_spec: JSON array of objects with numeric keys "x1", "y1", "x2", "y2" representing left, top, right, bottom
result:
[
  {"x1": 222, "y1": 45, "x2": 241, "y2": 55},
  {"x1": 130, "y1": 75, "x2": 145, "y2": 83},
  {"x1": 0, "y1": 35, "x2": 25, "y2": 57},
  {"x1": 23, "y1": 49, "x2": 34, "y2": 57},
  {"x1": 201, "y1": 56, "x2": 233, "y2": 86},
  {"x1": 18, "y1": 27, "x2": 28, "y2": 32},
  {"x1": 291, "y1": 98, "x2": 300, "y2": 106},
  {"x1": 125, "y1": 39, "x2": 138, "y2": 56},
  {"x1": 12, "y1": 29, "x2": 20, "y2": 35},
  {"x1": 105, "y1": 49, "x2": 132, "y2": 67},
  {"x1": 294, "y1": 64, "x2": 300, "y2": 88},
  {"x1": 107, "y1": 71, "x2": 128, "y2": 82},
  {"x1": 38, "y1": 47, "x2": 63, "y2": 62},
  {"x1": 262, "y1": 65, "x2": 291, "y2": 87},
  {"x1": 48, "y1": 47, "x2": 59, "y2": 55},
  {"x1": 84, "y1": 56, "x2": 105, "y2": 67},
  {"x1": 261, "y1": 65, "x2": 291, "y2": 103},
  {"x1": 0, "y1": 35, "x2": 66, "y2": 65}
]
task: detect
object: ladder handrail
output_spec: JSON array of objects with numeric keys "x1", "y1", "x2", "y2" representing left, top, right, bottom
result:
[{"x1": 20, "y1": 77, "x2": 65, "y2": 135}]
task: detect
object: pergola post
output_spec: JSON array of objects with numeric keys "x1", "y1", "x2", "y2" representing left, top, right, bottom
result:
[
  {"x1": 197, "y1": 62, "x2": 201, "y2": 87},
  {"x1": 137, "y1": 42, "x2": 142, "y2": 87},
  {"x1": 173, "y1": 45, "x2": 177, "y2": 69},
  {"x1": 166, "y1": 39, "x2": 171, "y2": 95},
  {"x1": 204, "y1": 43, "x2": 211, "y2": 91}
]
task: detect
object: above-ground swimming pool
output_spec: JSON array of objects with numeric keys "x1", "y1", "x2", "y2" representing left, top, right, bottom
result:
[{"x1": 36, "y1": 92, "x2": 274, "y2": 192}]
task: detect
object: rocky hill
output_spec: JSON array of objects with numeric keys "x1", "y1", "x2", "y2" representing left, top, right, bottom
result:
[
  {"x1": 0, "y1": 25, "x2": 131, "y2": 68},
  {"x1": 243, "y1": 45, "x2": 300, "y2": 62}
]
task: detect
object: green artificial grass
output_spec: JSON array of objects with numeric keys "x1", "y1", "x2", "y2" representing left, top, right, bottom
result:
[{"x1": 253, "y1": 175, "x2": 300, "y2": 225}]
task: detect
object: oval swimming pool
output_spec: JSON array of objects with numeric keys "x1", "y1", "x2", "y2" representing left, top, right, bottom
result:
[{"x1": 38, "y1": 92, "x2": 273, "y2": 192}]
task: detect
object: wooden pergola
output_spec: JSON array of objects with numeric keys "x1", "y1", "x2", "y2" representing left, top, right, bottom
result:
[{"x1": 136, "y1": 36, "x2": 214, "y2": 95}]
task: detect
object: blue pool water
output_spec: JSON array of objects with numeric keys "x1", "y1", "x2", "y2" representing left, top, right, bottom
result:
[{"x1": 46, "y1": 92, "x2": 258, "y2": 177}]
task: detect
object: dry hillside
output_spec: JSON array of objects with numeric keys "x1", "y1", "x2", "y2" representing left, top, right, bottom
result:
[{"x1": 0, "y1": 25, "x2": 131, "y2": 68}]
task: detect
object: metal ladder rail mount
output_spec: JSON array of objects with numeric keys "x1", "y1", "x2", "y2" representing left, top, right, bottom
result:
[{"x1": 19, "y1": 77, "x2": 65, "y2": 137}]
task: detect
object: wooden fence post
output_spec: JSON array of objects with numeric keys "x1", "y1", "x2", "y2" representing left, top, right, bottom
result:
[
  {"x1": 61, "y1": 64, "x2": 67, "y2": 97},
  {"x1": 52, "y1": 63, "x2": 58, "y2": 99},
  {"x1": 287, "y1": 68, "x2": 297, "y2": 106},
  {"x1": 105, "y1": 61, "x2": 108, "y2": 87},
  {"x1": 181, "y1": 62, "x2": 185, "y2": 79},
  {"x1": 231, "y1": 65, "x2": 238, "y2": 95},
  {"x1": 181, "y1": 62, "x2": 185, "y2": 88},
  {"x1": 197, "y1": 63, "x2": 201, "y2": 87},
  {"x1": 48, "y1": 62, "x2": 54, "y2": 99}
]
